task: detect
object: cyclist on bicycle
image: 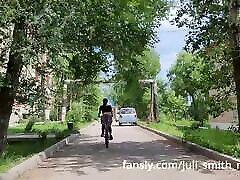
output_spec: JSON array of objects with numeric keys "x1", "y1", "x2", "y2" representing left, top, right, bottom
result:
[{"x1": 98, "y1": 98, "x2": 113, "y2": 140}]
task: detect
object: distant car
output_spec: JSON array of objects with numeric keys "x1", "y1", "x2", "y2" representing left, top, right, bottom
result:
[{"x1": 118, "y1": 108, "x2": 138, "y2": 126}]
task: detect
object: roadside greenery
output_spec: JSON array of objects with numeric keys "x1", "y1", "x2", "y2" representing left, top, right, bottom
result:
[
  {"x1": 4, "y1": 108, "x2": 92, "y2": 173},
  {"x1": 112, "y1": 48, "x2": 161, "y2": 119},
  {"x1": 0, "y1": 0, "x2": 168, "y2": 153},
  {"x1": 157, "y1": 51, "x2": 235, "y2": 126},
  {"x1": 0, "y1": 139, "x2": 58, "y2": 173},
  {"x1": 174, "y1": 0, "x2": 240, "y2": 130},
  {"x1": 141, "y1": 116, "x2": 240, "y2": 158}
]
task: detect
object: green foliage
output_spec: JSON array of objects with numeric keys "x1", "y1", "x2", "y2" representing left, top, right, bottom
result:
[
  {"x1": 113, "y1": 48, "x2": 161, "y2": 118},
  {"x1": 31, "y1": 122, "x2": 71, "y2": 139},
  {"x1": 66, "y1": 102, "x2": 84, "y2": 124},
  {"x1": 66, "y1": 83, "x2": 102, "y2": 124},
  {"x1": 162, "y1": 90, "x2": 187, "y2": 121},
  {"x1": 7, "y1": 124, "x2": 26, "y2": 134},
  {"x1": 0, "y1": 0, "x2": 168, "y2": 127},
  {"x1": 49, "y1": 107, "x2": 58, "y2": 121},
  {"x1": 65, "y1": 99, "x2": 98, "y2": 124},
  {"x1": 174, "y1": 0, "x2": 239, "y2": 128},
  {"x1": 167, "y1": 51, "x2": 234, "y2": 121},
  {"x1": 184, "y1": 129, "x2": 240, "y2": 158},
  {"x1": 168, "y1": 52, "x2": 209, "y2": 97},
  {"x1": 24, "y1": 115, "x2": 40, "y2": 131},
  {"x1": 174, "y1": 0, "x2": 230, "y2": 51},
  {"x1": 142, "y1": 119, "x2": 240, "y2": 158},
  {"x1": 0, "y1": 139, "x2": 58, "y2": 173}
]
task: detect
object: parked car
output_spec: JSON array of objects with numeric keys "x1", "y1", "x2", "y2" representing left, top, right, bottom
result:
[{"x1": 118, "y1": 107, "x2": 138, "y2": 126}]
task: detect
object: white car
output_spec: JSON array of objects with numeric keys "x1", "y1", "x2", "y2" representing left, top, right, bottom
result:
[{"x1": 118, "y1": 108, "x2": 138, "y2": 126}]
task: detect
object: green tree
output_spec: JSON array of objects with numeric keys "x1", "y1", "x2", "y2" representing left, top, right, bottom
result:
[
  {"x1": 168, "y1": 51, "x2": 233, "y2": 123},
  {"x1": 0, "y1": 0, "x2": 168, "y2": 152},
  {"x1": 174, "y1": 0, "x2": 240, "y2": 131},
  {"x1": 164, "y1": 90, "x2": 187, "y2": 121},
  {"x1": 113, "y1": 48, "x2": 161, "y2": 118}
]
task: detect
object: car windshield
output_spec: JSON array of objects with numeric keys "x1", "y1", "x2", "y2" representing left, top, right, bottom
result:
[{"x1": 120, "y1": 109, "x2": 136, "y2": 114}]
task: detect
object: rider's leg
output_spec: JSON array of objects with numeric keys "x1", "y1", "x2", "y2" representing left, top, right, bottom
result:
[
  {"x1": 101, "y1": 124, "x2": 105, "y2": 137},
  {"x1": 109, "y1": 125, "x2": 112, "y2": 134},
  {"x1": 109, "y1": 121, "x2": 113, "y2": 140}
]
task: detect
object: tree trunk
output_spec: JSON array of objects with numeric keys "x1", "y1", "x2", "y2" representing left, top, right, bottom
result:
[
  {"x1": 0, "y1": 21, "x2": 25, "y2": 153},
  {"x1": 230, "y1": 0, "x2": 240, "y2": 132},
  {"x1": 190, "y1": 94, "x2": 198, "y2": 121},
  {"x1": 0, "y1": 87, "x2": 13, "y2": 153},
  {"x1": 233, "y1": 60, "x2": 240, "y2": 132}
]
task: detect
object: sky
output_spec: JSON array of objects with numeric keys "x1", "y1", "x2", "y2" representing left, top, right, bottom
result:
[{"x1": 154, "y1": 19, "x2": 188, "y2": 82}]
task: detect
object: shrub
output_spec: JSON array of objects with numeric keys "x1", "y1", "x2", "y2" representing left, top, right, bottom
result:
[
  {"x1": 190, "y1": 121, "x2": 201, "y2": 130},
  {"x1": 66, "y1": 102, "x2": 84, "y2": 123},
  {"x1": 49, "y1": 107, "x2": 58, "y2": 121},
  {"x1": 24, "y1": 115, "x2": 39, "y2": 131}
]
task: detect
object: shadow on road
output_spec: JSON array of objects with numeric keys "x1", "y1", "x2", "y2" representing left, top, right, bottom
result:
[{"x1": 38, "y1": 133, "x2": 214, "y2": 176}]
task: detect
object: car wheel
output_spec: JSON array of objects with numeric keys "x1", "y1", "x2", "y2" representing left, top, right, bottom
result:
[{"x1": 119, "y1": 122, "x2": 122, "y2": 126}]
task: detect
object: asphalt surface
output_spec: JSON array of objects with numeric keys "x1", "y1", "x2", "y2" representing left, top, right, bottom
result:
[{"x1": 19, "y1": 122, "x2": 240, "y2": 180}]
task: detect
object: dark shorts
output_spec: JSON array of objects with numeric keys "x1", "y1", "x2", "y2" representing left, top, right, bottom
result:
[{"x1": 101, "y1": 114, "x2": 112, "y2": 125}]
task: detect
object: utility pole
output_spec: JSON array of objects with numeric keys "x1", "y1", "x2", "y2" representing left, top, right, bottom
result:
[{"x1": 139, "y1": 80, "x2": 159, "y2": 122}]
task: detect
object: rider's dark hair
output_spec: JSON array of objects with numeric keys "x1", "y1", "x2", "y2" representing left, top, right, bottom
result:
[{"x1": 103, "y1": 98, "x2": 108, "y2": 104}]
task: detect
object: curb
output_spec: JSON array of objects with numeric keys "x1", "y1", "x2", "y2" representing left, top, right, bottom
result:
[
  {"x1": 0, "y1": 121, "x2": 96, "y2": 180},
  {"x1": 138, "y1": 123, "x2": 240, "y2": 170}
]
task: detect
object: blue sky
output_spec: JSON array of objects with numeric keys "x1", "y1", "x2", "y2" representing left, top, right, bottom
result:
[{"x1": 154, "y1": 20, "x2": 188, "y2": 81}]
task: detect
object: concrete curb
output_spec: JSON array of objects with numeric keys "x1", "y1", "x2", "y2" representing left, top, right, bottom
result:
[
  {"x1": 138, "y1": 123, "x2": 240, "y2": 170},
  {"x1": 0, "y1": 121, "x2": 96, "y2": 180}
]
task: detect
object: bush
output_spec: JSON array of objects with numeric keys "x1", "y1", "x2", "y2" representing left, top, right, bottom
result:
[
  {"x1": 24, "y1": 115, "x2": 39, "y2": 131},
  {"x1": 49, "y1": 107, "x2": 58, "y2": 121},
  {"x1": 66, "y1": 102, "x2": 83, "y2": 123},
  {"x1": 190, "y1": 121, "x2": 201, "y2": 130},
  {"x1": 66, "y1": 101, "x2": 96, "y2": 124}
]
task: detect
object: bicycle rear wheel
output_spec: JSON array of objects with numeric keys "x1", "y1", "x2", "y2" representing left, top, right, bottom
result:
[
  {"x1": 105, "y1": 125, "x2": 109, "y2": 148},
  {"x1": 105, "y1": 137, "x2": 109, "y2": 148}
]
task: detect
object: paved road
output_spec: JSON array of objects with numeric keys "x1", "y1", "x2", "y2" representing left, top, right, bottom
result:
[{"x1": 19, "y1": 122, "x2": 240, "y2": 180}]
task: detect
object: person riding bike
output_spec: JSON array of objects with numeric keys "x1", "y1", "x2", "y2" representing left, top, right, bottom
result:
[{"x1": 98, "y1": 98, "x2": 113, "y2": 140}]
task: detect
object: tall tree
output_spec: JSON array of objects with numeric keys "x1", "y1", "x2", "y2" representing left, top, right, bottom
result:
[
  {"x1": 174, "y1": 0, "x2": 240, "y2": 130},
  {"x1": 168, "y1": 51, "x2": 234, "y2": 122},
  {"x1": 113, "y1": 48, "x2": 161, "y2": 118},
  {"x1": 0, "y1": 0, "x2": 167, "y2": 152}
]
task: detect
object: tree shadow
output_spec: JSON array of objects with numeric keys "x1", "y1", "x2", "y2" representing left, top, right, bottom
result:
[{"x1": 37, "y1": 133, "x2": 217, "y2": 176}]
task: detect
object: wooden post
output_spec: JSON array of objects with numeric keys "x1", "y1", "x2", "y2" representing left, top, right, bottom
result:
[{"x1": 148, "y1": 82, "x2": 154, "y2": 122}]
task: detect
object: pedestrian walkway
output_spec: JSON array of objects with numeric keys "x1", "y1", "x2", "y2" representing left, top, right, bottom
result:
[{"x1": 19, "y1": 122, "x2": 240, "y2": 180}]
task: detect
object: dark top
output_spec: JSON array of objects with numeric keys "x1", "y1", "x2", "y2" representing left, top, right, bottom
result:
[{"x1": 99, "y1": 105, "x2": 112, "y2": 114}]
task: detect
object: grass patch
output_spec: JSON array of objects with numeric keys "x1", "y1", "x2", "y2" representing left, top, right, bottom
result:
[
  {"x1": 185, "y1": 128, "x2": 240, "y2": 158},
  {"x1": 8, "y1": 124, "x2": 26, "y2": 134},
  {"x1": 8, "y1": 120, "x2": 92, "y2": 137},
  {"x1": 140, "y1": 117, "x2": 240, "y2": 158},
  {"x1": 0, "y1": 139, "x2": 57, "y2": 173},
  {"x1": 140, "y1": 118, "x2": 194, "y2": 138},
  {"x1": 2, "y1": 120, "x2": 92, "y2": 173}
]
